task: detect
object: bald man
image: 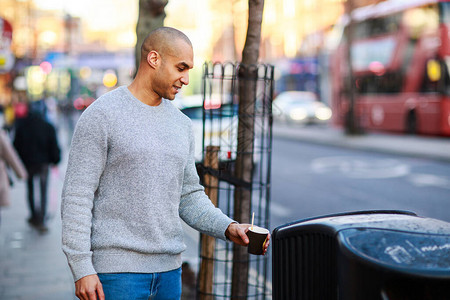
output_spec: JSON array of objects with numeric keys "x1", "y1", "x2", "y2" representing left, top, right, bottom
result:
[{"x1": 61, "y1": 27, "x2": 268, "y2": 300}]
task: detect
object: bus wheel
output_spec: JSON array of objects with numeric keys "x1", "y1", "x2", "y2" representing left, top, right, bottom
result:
[{"x1": 406, "y1": 111, "x2": 417, "y2": 135}]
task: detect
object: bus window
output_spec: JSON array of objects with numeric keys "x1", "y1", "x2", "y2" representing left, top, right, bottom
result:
[
  {"x1": 354, "y1": 14, "x2": 400, "y2": 39},
  {"x1": 351, "y1": 37, "x2": 396, "y2": 71},
  {"x1": 439, "y1": 2, "x2": 450, "y2": 24},
  {"x1": 444, "y1": 58, "x2": 450, "y2": 95},
  {"x1": 403, "y1": 5, "x2": 439, "y2": 39},
  {"x1": 355, "y1": 72, "x2": 403, "y2": 95}
]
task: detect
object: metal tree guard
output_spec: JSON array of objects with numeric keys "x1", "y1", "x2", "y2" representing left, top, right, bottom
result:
[{"x1": 197, "y1": 62, "x2": 274, "y2": 299}]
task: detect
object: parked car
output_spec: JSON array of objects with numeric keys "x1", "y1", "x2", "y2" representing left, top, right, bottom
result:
[
  {"x1": 171, "y1": 93, "x2": 202, "y2": 110},
  {"x1": 178, "y1": 95, "x2": 261, "y2": 179},
  {"x1": 177, "y1": 95, "x2": 237, "y2": 162},
  {"x1": 272, "y1": 91, "x2": 332, "y2": 125}
]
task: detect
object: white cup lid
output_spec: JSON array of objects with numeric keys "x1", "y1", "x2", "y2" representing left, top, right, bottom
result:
[{"x1": 248, "y1": 226, "x2": 269, "y2": 234}]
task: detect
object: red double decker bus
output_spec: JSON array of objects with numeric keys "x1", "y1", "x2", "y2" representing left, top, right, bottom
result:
[{"x1": 330, "y1": 0, "x2": 450, "y2": 136}]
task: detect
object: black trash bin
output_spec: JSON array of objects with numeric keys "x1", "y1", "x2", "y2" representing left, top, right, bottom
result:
[{"x1": 272, "y1": 210, "x2": 450, "y2": 300}]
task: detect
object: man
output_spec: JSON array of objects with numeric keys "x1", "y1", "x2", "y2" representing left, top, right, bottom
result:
[
  {"x1": 61, "y1": 27, "x2": 269, "y2": 300},
  {"x1": 14, "y1": 101, "x2": 60, "y2": 231}
]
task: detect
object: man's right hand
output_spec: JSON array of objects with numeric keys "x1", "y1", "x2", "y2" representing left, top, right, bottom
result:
[{"x1": 75, "y1": 274, "x2": 105, "y2": 300}]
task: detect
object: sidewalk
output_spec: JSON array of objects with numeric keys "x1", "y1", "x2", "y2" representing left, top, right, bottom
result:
[
  {"x1": 0, "y1": 133, "x2": 75, "y2": 299},
  {"x1": 0, "y1": 174, "x2": 75, "y2": 299},
  {"x1": 273, "y1": 123, "x2": 450, "y2": 162}
]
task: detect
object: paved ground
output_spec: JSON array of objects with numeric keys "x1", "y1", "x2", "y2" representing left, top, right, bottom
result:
[
  {"x1": 0, "y1": 123, "x2": 448, "y2": 299},
  {"x1": 273, "y1": 123, "x2": 450, "y2": 162},
  {"x1": 0, "y1": 156, "x2": 75, "y2": 299}
]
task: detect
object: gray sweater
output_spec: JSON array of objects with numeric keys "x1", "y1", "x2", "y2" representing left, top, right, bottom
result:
[{"x1": 61, "y1": 86, "x2": 234, "y2": 281}]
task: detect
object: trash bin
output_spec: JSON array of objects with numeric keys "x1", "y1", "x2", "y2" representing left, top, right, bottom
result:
[{"x1": 272, "y1": 210, "x2": 450, "y2": 300}]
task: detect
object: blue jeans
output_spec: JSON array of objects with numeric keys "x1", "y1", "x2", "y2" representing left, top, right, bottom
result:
[{"x1": 98, "y1": 268, "x2": 182, "y2": 300}]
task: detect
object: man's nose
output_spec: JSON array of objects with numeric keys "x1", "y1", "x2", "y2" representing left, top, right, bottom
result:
[{"x1": 180, "y1": 72, "x2": 189, "y2": 86}]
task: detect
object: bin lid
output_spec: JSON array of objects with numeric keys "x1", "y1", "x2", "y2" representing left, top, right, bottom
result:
[{"x1": 340, "y1": 228, "x2": 450, "y2": 275}]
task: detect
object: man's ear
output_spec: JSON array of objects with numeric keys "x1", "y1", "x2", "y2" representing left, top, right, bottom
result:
[{"x1": 147, "y1": 50, "x2": 159, "y2": 68}]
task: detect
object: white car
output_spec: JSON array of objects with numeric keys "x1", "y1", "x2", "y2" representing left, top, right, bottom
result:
[
  {"x1": 179, "y1": 99, "x2": 238, "y2": 163},
  {"x1": 272, "y1": 91, "x2": 332, "y2": 125},
  {"x1": 178, "y1": 95, "x2": 261, "y2": 177}
]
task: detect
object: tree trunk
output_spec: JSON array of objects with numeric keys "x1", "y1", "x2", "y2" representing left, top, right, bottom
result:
[
  {"x1": 231, "y1": 1, "x2": 264, "y2": 299},
  {"x1": 134, "y1": 0, "x2": 168, "y2": 75},
  {"x1": 240, "y1": 0, "x2": 264, "y2": 66}
]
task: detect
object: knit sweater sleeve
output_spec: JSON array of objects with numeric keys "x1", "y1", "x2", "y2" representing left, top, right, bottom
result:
[
  {"x1": 61, "y1": 105, "x2": 108, "y2": 282},
  {"x1": 178, "y1": 126, "x2": 234, "y2": 241}
]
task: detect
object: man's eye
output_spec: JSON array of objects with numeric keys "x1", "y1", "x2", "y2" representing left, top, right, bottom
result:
[{"x1": 178, "y1": 68, "x2": 185, "y2": 72}]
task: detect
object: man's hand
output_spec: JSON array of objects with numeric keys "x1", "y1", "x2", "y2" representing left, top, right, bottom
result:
[
  {"x1": 75, "y1": 274, "x2": 105, "y2": 300},
  {"x1": 225, "y1": 223, "x2": 271, "y2": 255}
]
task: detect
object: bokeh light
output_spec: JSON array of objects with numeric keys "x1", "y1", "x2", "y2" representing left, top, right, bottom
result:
[
  {"x1": 79, "y1": 66, "x2": 92, "y2": 80},
  {"x1": 102, "y1": 70, "x2": 118, "y2": 88},
  {"x1": 40, "y1": 61, "x2": 52, "y2": 74}
]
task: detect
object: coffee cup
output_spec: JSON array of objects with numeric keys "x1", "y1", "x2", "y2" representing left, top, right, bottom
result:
[{"x1": 246, "y1": 226, "x2": 269, "y2": 255}]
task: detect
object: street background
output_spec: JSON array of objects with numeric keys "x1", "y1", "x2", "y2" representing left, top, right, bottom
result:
[{"x1": 1, "y1": 0, "x2": 450, "y2": 299}]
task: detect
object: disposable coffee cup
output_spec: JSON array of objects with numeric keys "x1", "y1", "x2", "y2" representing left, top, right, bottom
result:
[{"x1": 246, "y1": 226, "x2": 269, "y2": 255}]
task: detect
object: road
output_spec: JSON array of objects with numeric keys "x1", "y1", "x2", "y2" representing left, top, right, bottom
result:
[
  {"x1": 182, "y1": 135, "x2": 450, "y2": 295},
  {"x1": 270, "y1": 136, "x2": 450, "y2": 230},
  {"x1": 250, "y1": 135, "x2": 450, "y2": 290}
]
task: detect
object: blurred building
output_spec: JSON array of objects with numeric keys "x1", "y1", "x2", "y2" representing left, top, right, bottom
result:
[
  {"x1": 0, "y1": 0, "x2": 136, "y2": 107},
  {"x1": 211, "y1": 0, "x2": 388, "y2": 60},
  {"x1": 0, "y1": 0, "x2": 136, "y2": 60},
  {"x1": 0, "y1": 0, "x2": 389, "y2": 62},
  {"x1": 0, "y1": 0, "x2": 80, "y2": 60},
  {"x1": 164, "y1": 0, "x2": 347, "y2": 62},
  {"x1": 0, "y1": 0, "x2": 388, "y2": 106},
  {"x1": 262, "y1": 0, "x2": 345, "y2": 59}
]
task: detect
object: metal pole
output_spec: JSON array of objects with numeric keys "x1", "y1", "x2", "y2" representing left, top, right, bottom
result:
[{"x1": 344, "y1": 0, "x2": 360, "y2": 135}]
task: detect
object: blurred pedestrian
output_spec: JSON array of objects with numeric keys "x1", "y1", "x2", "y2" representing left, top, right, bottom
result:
[
  {"x1": 0, "y1": 108, "x2": 27, "y2": 224},
  {"x1": 61, "y1": 27, "x2": 270, "y2": 300},
  {"x1": 13, "y1": 101, "x2": 61, "y2": 232}
]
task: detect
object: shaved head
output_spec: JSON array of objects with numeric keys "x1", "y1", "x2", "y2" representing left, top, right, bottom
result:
[
  {"x1": 131, "y1": 26, "x2": 193, "y2": 103},
  {"x1": 141, "y1": 27, "x2": 192, "y2": 61}
]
